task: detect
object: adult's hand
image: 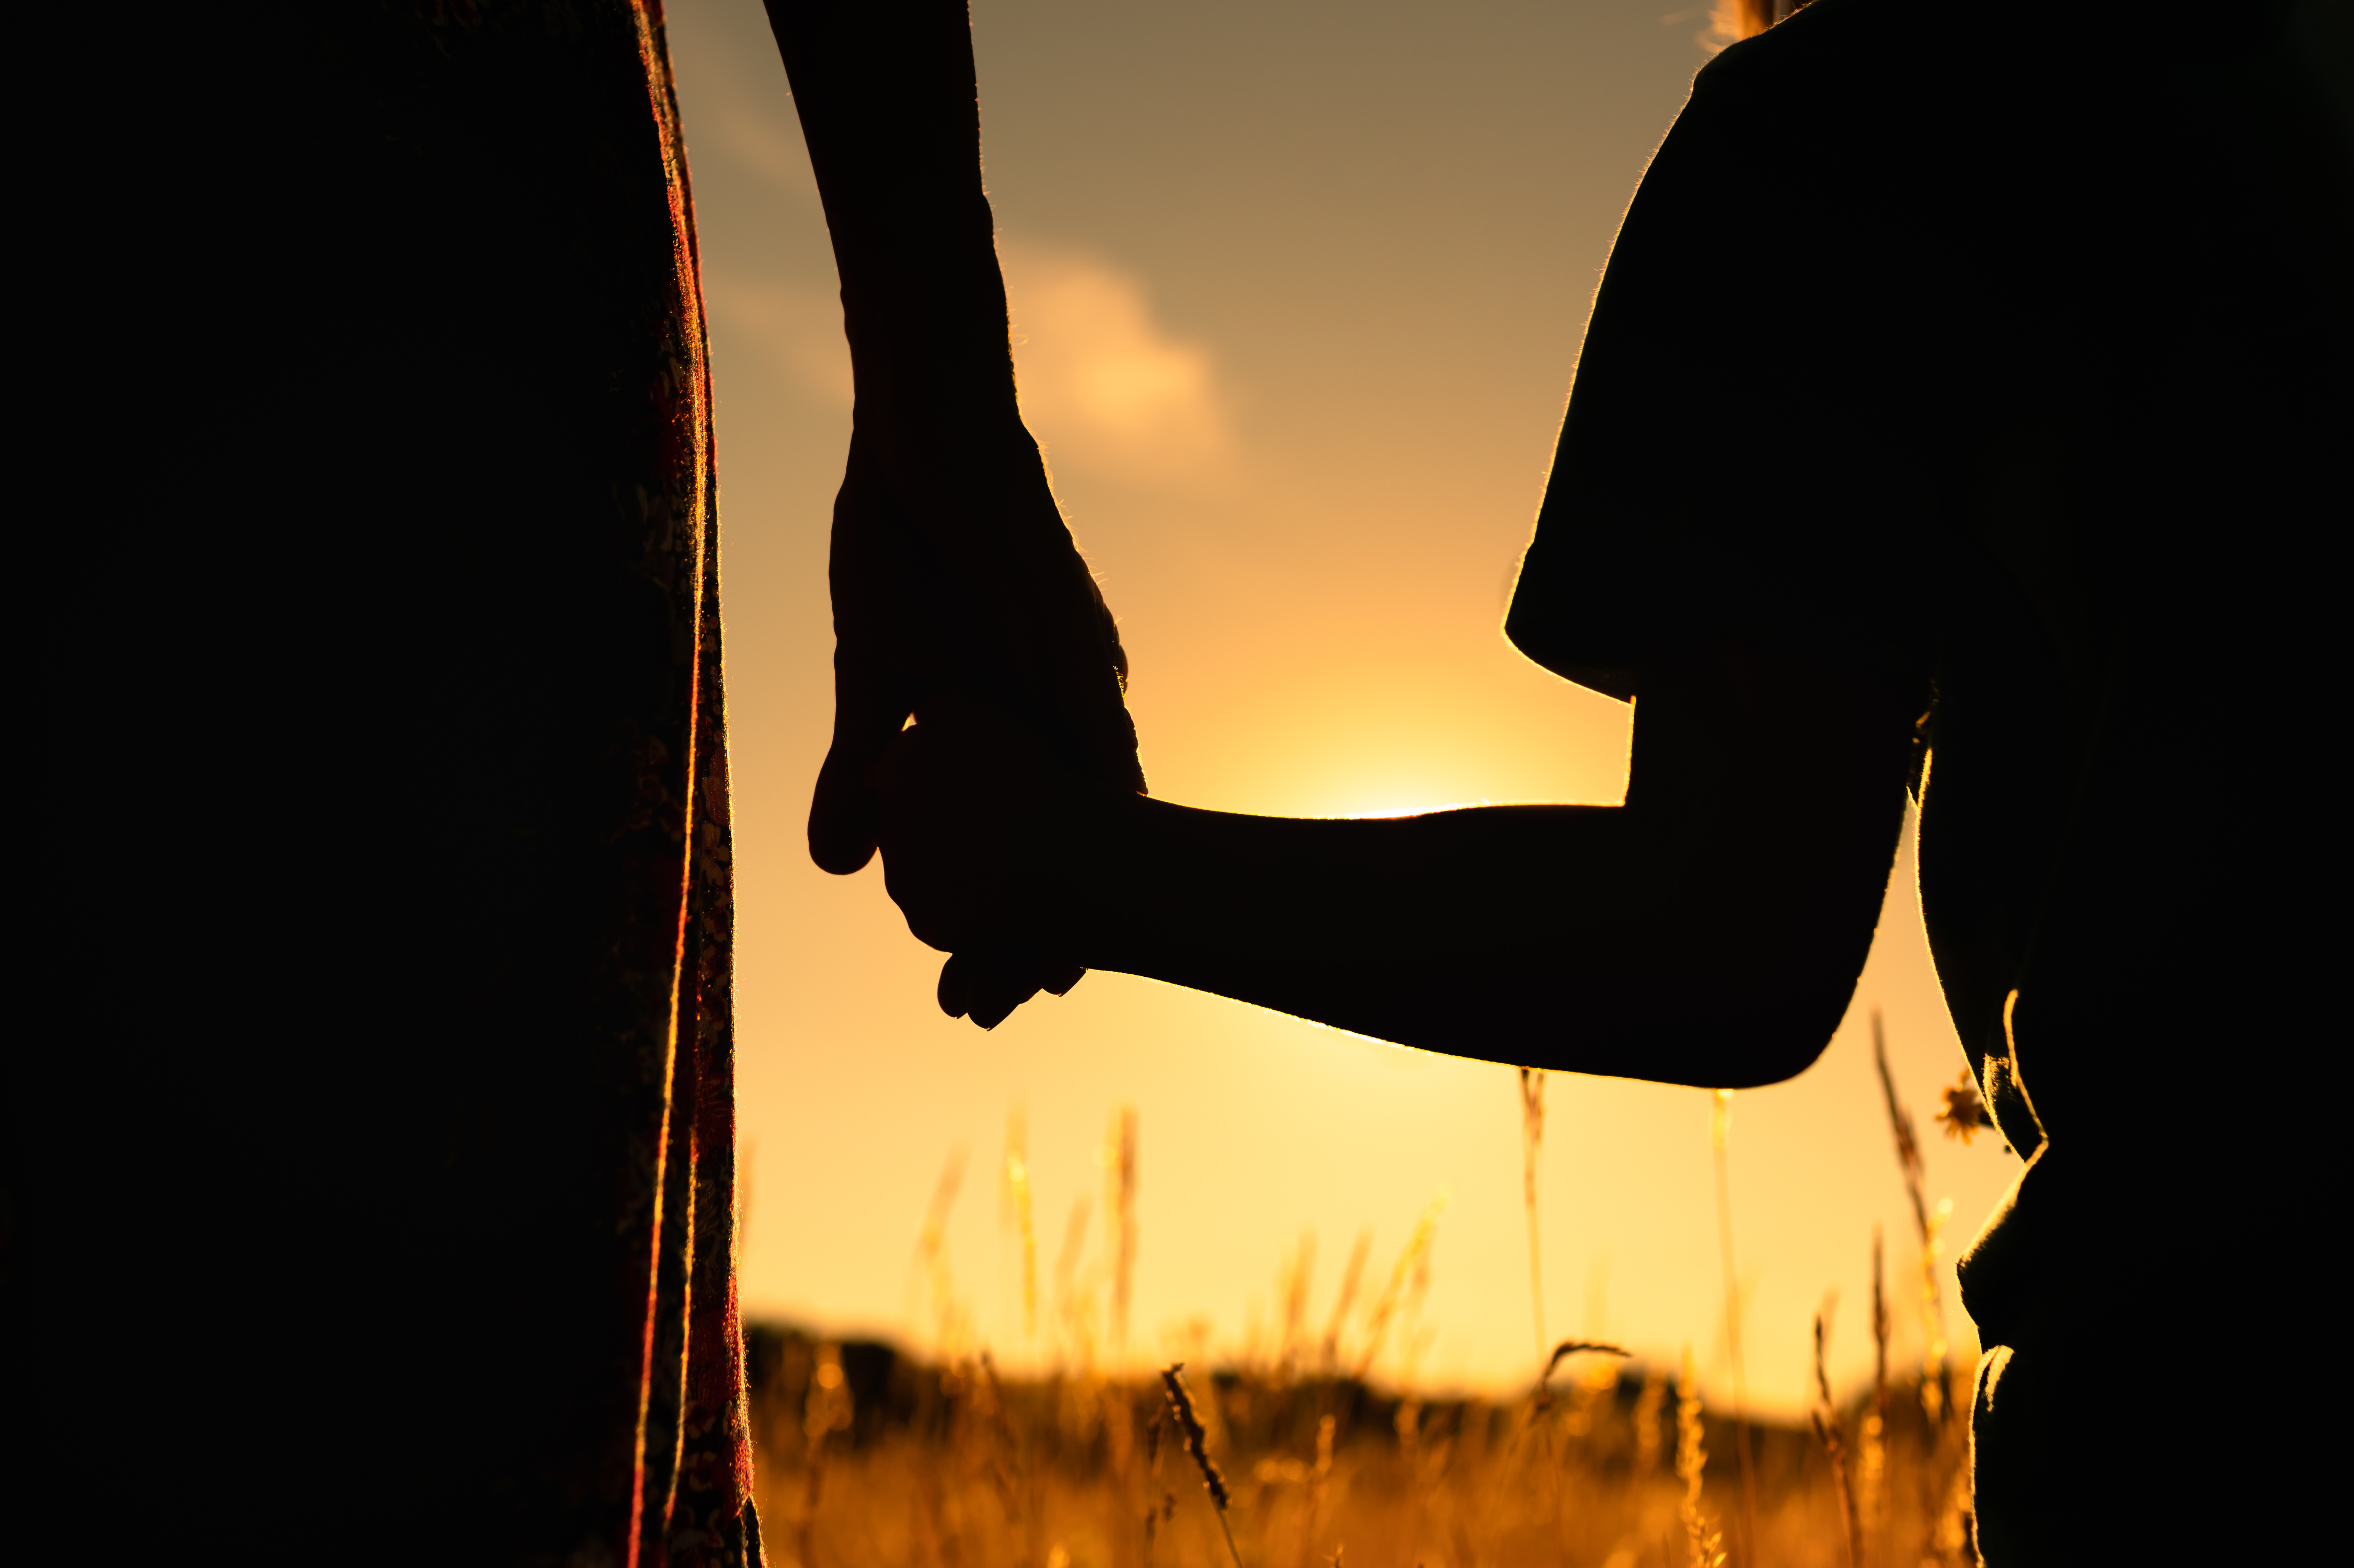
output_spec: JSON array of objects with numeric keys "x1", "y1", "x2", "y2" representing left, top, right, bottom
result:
[
  {"x1": 808, "y1": 402, "x2": 1139, "y2": 1026},
  {"x1": 766, "y1": 0, "x2": 1146, "y2": 1020},
  {"x1": 810, "y1": 409, "x2": 1139, "y2": 878}
]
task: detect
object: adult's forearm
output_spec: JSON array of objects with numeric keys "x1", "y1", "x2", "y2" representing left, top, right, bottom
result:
[
  {"x1": 1070, "y1": 797, "x2": 1882, "y2": 1086},
  {"x1": 761, "y1": 0, "x2": 1016, "y2": 419}
]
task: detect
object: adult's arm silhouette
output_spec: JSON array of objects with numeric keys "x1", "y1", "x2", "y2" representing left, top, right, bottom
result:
[
  {"x1": 879, "y1": 635, "x2": 1928, "y2": 1086},
  {"x1": 762, "y1": 0, "x2": 1144, "y2": 1023}
]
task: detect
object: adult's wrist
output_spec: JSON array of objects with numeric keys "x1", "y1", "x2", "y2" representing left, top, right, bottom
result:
[
  {"x1": 849, "y1": 350, "x2": 1024, "y2": 440},
  {"x1": 840, "y1": 234, "x2": 1012, "y2": 373},
  {"x1": 841, "y1": 274, "x2": 1026, "y2": 439}
]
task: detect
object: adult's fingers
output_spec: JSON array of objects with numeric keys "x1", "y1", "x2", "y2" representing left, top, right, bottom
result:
[
  {"x1": 1028, "y1": 550, "x2": 1146, "y2": 796},
  {"x1": 808, "y1": 660, "x2": 910, "y2": 875},
  {"x1": 936, "y1": 951, "x2": 977, "y2": 1018}
]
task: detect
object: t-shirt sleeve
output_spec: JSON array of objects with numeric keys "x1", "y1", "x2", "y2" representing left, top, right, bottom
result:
[{"x1": 1505, "y1": 11, "x2": 1944, "y2": 700}]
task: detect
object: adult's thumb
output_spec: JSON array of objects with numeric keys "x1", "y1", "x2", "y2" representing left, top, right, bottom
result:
[
  {"x1": 808, "y1": 737, "x2": 881, "y2": 875},
  {"x1": 809, "y1": 666, "x2": 908, "y2": 875}
]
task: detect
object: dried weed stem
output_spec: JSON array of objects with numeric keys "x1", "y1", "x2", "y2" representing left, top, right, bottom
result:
[
  {"x1": 1809, "y1": 1307, "x2": 1864, "y2": 1568},
  {"x1": 1162, "y1": 1361, "x2": 1245, "y2": 1568},
  {"x1": 1519, "y1": 1066, "x2": 1548, "y2": 1370},
  {"x1": 1676, "y1": 1348, "x2": 1726, "y2": 1568},
  {"x1": 1709, "y1": 1090, "x2": 1759, "y2": 1566}
]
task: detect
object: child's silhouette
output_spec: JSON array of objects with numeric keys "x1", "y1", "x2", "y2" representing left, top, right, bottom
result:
[{"x1": 773, "y1": 1, "x2": 2349, "y2": 1560}]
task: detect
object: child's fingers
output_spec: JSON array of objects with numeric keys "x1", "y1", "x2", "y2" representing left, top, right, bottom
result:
[
  {"x1": 965, "y1": 967, "x2": 1043, "y2": 1030},
  {"x1": 937, "y1": 951, "x2": 1080, "y2": 1027},
  {"x1": 937, "y1": 952, "x2": 1042, "y2": 1029}
]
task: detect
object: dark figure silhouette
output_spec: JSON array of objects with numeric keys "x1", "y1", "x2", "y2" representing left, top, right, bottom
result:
[
  {"x1": 783, "y1": 0, "x2": 2349, "y2": 1561},
  {"x1": 764, "y1": 0, "x2": 1147, "y2": 1029},
  {"x1": 11, "y1": 5, "x2": 755, "y2": 1561}
]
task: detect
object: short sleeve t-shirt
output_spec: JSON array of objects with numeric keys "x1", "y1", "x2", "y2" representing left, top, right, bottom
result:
[
  {"x1": 1506, "y1": 0, "x2": 1960, "y2": 701},
  {"x1": 1505, "y1": 0, "x2": 2350, "y2": 1161}
]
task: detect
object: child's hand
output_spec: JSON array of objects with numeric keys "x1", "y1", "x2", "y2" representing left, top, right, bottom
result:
[{"x1": 874, "y1": 701, "x2": 1100, "y2": 1028}]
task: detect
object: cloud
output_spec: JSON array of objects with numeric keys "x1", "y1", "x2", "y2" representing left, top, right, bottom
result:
[
  {"x1": 706, "y1": 274, "x2": 853, "y2": 406},
  {"x1": 1000, "y1": 242, "x2": 1235, "y2": 484},
  {"x1": 700, "y1": 239, "x2": 1235, "y2": 485}
]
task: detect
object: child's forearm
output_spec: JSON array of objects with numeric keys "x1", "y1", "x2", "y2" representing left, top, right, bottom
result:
[
  {"x1": 877, "y1": 628, "x2": 1917, "y2": 1056},
  {"x1": 1069, "y1": 797, "x2": 1866, "y2": 1084}
]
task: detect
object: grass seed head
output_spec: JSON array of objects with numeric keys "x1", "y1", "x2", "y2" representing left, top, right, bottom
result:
[
  {"x1": 1108, "y1": 1106, "x2": 1140, "y2": 1358},
  {"x1": 1322, "y1": 1230, "x2": 1371, "y2": 1372},
  {"x1": 1354, "y1": 1188, "x2": 1451, "y2": 1381},
  {"x1": 1541, "y1": 1339, "x2": 1630, "y2": 1386},
  {"x1": 1675, "y1": 1347, "x2": 1725, "y2": 1568},
  {"x1": 1159, "y1": 1362, "x2": 1231, "y2": 1512},
  {"x1": 1003, "y1": 1111, "x2": 1037, "y2": 1342}
]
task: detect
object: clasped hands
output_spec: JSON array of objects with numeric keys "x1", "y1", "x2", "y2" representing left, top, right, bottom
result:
[
  {"x1": 874, "y1": 696, "x2": 1122, "y2": 1027},
  {"x1": 810, "y1": 405, "x2": 1144, "y2": 1030}
]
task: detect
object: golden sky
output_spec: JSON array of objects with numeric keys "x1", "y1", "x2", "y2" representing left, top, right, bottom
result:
[{"x1": 667, "y1": 0, "x2": 2020, "y2": 1417}]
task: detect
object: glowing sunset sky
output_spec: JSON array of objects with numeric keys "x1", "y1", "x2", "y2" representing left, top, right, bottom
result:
[{"x1": 667, "y1": 0, "x2": 2019, "y2": 1416}]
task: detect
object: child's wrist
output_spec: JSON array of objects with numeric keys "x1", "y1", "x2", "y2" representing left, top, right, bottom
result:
[{"x1": 1043, "y1": 789, "x2": 1156, "y2": 967}]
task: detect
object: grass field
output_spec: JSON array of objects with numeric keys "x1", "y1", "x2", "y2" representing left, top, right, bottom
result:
[
  {"x1": 743, "y1": 1332, "x2": 1972, "y2": 1568},
  {"x1": 747, "y1": 1020, "x2": 1986, "y2": 1568}
]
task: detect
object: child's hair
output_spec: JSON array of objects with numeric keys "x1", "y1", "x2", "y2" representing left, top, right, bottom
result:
[{"x1": 1709, "y1": 0, "x2": 1811, "y2": 49}]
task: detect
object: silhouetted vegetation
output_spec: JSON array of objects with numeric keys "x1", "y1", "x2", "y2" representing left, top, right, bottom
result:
[
  {"x1": 743, "y1": 1033, "x2": 1980, "y2": 1568},
  {"x1": 743, "y1": 1320, "x2": 1971, "y2": 1567}
]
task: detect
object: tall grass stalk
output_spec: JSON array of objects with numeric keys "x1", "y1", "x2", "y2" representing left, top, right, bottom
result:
[
  {"x1": 1676, "y1": 1347, "x2": 1727, "y2": 1568},
  {"x1": 1519, "y1": 1066, "x2": 1548, "y2": 1371},
  {"x1": 1143, "y1": 1404, "x2": 1172, "y2": 1567},
  {"x1": 1293, "y1": 1414, "x2": 1335, "y2": 1568},
  {"x1": 1871, "y1": 1010, "x2": 1952, "y2": 1426},
  {"x1": 979, "y1": 1350, "x2": 1044, "y2": 1568},
  {"x1": 1353, "y1": 1189, "x2": 1450, "y2": 1382},
  {"x1": 1278, "y1": 1231, "x2": 1316, "y2": 1377},
  {"x1": 1633, "y1": 1364, "x2": 1670, "y2": 1488},
  {"x1": 916, "y1": 1148, "x2": 970, "y2": 1355},
  {"x1": 1108, "y1": 1106, "x2": 1139, "y2": 1362},
  {"x1": 1052, "y1": 1196, "x2": 1095, "y2": 1369},
  {"x1": 1709, "y1": 1089, "x2": 1759, "y2": 1567},
  {"x1": 1319, "y1": 1231, "x2": 1370, "y2": 1375},
  {"x1": 1809, "y1": 1306, "x2": 1864, "y2": 1568},
  {"x1": 798, "y1": 1343, "x2": 854, "y2": 1567},
  {"x1": 1863, "y1": 1226, "x2": 1890, "y2": 1557},
  {"x1": 1162, "y1": 1362, "x2": 1245, "y2": 1568},
  {"x1": 1004, "y1": 1109, "x2": 1038, "y2": 1343},
  {"x1": 1480, "y1": 1337, "x2": 1632, "y2": 1542}
]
